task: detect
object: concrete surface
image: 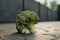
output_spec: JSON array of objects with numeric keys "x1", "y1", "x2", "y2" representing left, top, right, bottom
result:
[{"x1": 0, "y1": 21, "x2": 60, "y2": 40}]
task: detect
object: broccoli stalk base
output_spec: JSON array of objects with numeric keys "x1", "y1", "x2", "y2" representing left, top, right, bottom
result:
[{"x1": 16, "y1": 23, "x2": 37, "y2": 33}]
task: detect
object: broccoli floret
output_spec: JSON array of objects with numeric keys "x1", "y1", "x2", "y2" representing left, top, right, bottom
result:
[{"x1": 16, "y1": 10, "x2": 39, "y2": 34}]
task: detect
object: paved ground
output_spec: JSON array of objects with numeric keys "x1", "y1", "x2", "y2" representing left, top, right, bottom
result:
[{"x1": 0, "y1": 21, "x2": 60, "y2": 40}]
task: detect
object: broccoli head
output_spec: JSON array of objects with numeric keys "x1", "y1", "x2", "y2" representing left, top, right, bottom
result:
[{"x1": 16, "y1": 10, "x2": 39, "y2": 34}]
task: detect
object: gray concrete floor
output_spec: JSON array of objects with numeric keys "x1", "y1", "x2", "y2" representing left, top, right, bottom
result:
[{"x1": 0, "y1": 21, "x2": 60, "y2": 40}]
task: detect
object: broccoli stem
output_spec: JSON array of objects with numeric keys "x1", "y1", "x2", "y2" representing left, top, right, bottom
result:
[{"x1": 26, "y1": 23, "x2": 37, "y2": 33}]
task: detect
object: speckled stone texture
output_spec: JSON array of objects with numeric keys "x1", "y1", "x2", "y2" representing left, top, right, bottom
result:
[{"x1": 0, "y1": 21, "x2": 60, "y2": 40}]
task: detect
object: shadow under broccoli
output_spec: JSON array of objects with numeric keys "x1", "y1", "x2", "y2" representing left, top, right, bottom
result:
[{"x1": 16, "y1": 10, "x2": 39, "y2": 34}]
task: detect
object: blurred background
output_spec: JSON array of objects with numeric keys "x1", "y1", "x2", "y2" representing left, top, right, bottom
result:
[{"x1": 0, "y1": 0, "x2": 60, "y2": 23}]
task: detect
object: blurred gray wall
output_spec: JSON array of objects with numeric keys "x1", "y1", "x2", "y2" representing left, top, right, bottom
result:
[
  {"x1": 0, "y1": 0, "x2": 22, "y2": 23},
  {"x1": 24, "y1": 0, "x2": 57, "y2": 21},
  {"x1": 0, "y1": 0, "x2": 57, "y2": 23}
]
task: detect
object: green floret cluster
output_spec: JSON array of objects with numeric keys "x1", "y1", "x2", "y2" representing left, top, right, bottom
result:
[{"x1": 16, "y1": 10, "x2": 39, "y2": 34}]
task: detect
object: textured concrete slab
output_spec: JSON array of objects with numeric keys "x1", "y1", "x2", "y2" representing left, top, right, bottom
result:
[{"x1": 0, "y1": 21, "x2": 60, "y2": 40}]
